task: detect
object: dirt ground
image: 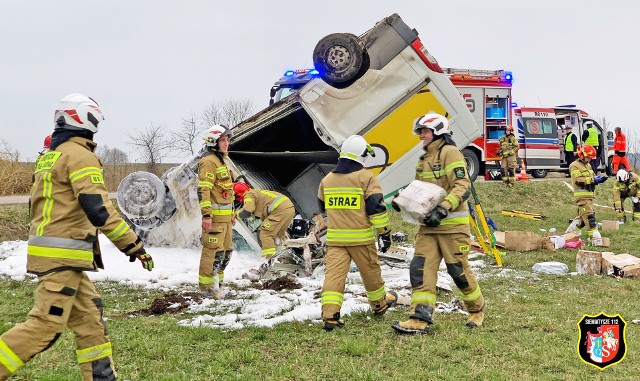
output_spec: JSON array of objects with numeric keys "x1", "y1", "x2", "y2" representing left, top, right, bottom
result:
[
  {"x1": 128, "y1": 292, "x2": 205, "y2": 316},
  {"x1": 127, "y1": 274, "x2": 301, "y2": 316},
  {"x1": 262, "y1": 274, "x2": 302, "y2": 291}
]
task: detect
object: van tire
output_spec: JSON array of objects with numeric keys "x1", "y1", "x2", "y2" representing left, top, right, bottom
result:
[
  {"x1": 462, "y1": 149, "x2": 479, "y2": 182},
  {"x1": 313, "y1": 33, "x2": 368, "y2": 87},
  {"x1": 530, "y1": 169, "x2": 548, "y2": 178}
]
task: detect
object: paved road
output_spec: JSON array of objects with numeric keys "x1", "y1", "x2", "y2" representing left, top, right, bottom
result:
[{"x1": 0, "y1": 193, "x2": 117, "y2": 205}]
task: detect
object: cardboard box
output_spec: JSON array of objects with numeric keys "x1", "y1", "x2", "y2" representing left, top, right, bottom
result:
[
  {"x1": 547, "y1": 235, "x2": 566, "y2": 250},
  {"x1": 601, "y1": 252, "x2": 640, "y2": 278},
  {"x1": 590, "y1": 237, "x2": 611, "y2": 247},
  {"x1": 576, "y1": 250, "x2": 602, "y2": 275},
  {"x1": 563, "y1": 232, "x2": 581, "y2": 243},
  {"x1": 601, "y1": 220, "x2": 620, "y2": 231},
  {"x1": 504, "y1": 231, "x2": 543, "y2": 252}
]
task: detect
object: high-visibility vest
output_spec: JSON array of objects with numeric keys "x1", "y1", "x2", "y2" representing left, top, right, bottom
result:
[
  {"x1": 584, "y1": 127, "x2": 599, "y2": 146},
  {"x1": 564, "y1": 132, "x2": 576, "y2": 152}
]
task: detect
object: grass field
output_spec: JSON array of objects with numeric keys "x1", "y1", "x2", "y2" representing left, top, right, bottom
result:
[{"x1": 1, "y1": 179, "x2": 639, "y2": 380}]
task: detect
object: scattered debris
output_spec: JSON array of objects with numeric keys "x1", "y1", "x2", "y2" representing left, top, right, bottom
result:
[
  {"x1": 501, "y1": 210, "x2": 546, "y2": 220},
  {"x1": 262, "y1": 274, "x2": 302, "y2": 291},
  {"x1": 128, "y1": 292, "x2": 204, "y2": 316},
  {"x1": 391, "y1": 232, "x2": 407, "y2": 243},
  {"x1": 434, "y1": 298, "x2": 467, "y2": 315},
  {"x1": 242, "y1": 269, "x2": 262, "y2": 282},
  {"x1": 532, "y1": 262, "x2": 569, "y2": 275},
  {"x1": 576, "y1": 250, "x2": 602, "y2": 275}
]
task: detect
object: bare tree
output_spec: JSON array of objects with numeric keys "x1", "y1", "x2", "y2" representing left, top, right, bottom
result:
[
  {"x1": 222, "y1": 98, "x2": 256, "y2": 128},
  {"x1": 0, "y1": 139, "x2": 20, "y2": 162},
  {"x1": 96, "y1": 145, "x2": 129, "y2": 164},
  {"x1": 170, "y1": 111, "x2": 206, "y2": 157},
  {"x1": 201, "y1": 98, "x2": 256, "y2": 130},
  {"x1": 127, "y1": 122, "x2": 170, "y2": 174},
  {"x1": 627, "y1": 128, "x2": 639, "y2": 171}
]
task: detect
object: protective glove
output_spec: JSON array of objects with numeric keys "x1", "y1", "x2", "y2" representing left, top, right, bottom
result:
[
  {"x1": 423, "y1": 205, "x2": 449, "y2": 227},
  {"x1": 377, "y1": 232, "x2": 392, "y2": 253},
  {"x1": 390, "y1": 193, "x2": 401, "y2": 212},
  {"x1": 595, "y1": 176, "x2": 608, "y2": 185},
  {"x1": 586, "y1": 183, "x2": 595, "y2": 192},
  {"x1": 129, "y1": 248, "x2": 154, "y2": 271}
]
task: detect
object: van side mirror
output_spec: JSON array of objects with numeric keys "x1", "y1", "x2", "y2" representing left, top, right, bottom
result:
[
  {"x1": 270, "y1": 86, "x2": 278, "y2": 98},
  {"x1": 607, "y1": 131, "x2": 614, "y2": 140}
]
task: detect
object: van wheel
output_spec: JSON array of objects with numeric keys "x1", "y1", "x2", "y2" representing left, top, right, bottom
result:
[
  {"x1": 313, "y1": 33, "x2": 369, "y2": 87},
  {"x1": 462, "y1": 149, "x2": 479, "y2": 182},
  {"x1": 530, "y1": 169, "x2": 548, "y2": 178}
]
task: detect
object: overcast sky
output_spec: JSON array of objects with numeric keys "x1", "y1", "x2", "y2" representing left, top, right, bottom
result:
[{"x1": 2, "y1": 1, "x2": 639, "y2": 162}]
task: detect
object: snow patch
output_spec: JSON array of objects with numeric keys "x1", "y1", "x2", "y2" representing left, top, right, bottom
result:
[{"x1": 0, "y1": 235, "x2": 501, "y2": 330}]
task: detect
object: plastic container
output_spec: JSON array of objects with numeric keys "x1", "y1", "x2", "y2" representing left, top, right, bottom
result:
[
  {"x1": 486, "y1": 108, "x2": 505, "y2": 118},
  {"x1": 488, "y1": 130, "x2": 505, "y2": 139}
]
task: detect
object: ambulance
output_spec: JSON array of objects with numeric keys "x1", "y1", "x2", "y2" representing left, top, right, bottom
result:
[{"x1": 514, "y1": 106, "x2": 613, "y2": 177}]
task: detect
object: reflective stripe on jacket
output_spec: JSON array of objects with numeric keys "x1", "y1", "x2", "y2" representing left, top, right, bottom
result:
[
  {"x1": 564, "y1": 132, "x2": 576, "y2": 152},
  {"x1": 318, "y1": 168, "x2": 388, "y2": 246},
  {"x1": 415, "y1": 139, "x2": 471, "y2": 234},
  {"x1": 27, "y1": 137, "x2": 143, "y2": 275},
  {"x1": 613, "y1": 172, "x2": 640, "y2": 204},
  {"x1": 584, "y1": 127, "x2": 599, "y2": 147},
  {"x1": 198, "y1": 152, "x2": 235, "y2": 222},
  {"x1": 569, "y1": 160, "x2": 595, "y2": 200},
  {"x1": 499, "y1": 134, "x2": 519, "y2": 156},
  {"x1": 241, "y1": 189, "x2": 294, "y2": 220}
]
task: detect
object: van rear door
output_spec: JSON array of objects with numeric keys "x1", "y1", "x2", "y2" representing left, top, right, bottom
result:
[{"x1": 516, "y1": 108, "x2": 560, "y2": 169}]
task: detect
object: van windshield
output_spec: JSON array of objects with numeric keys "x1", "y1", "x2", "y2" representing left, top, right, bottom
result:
[
  {"x1": 523, "y1": 118, "x2": 557, "y2": 138},
  {"x1": 273, "y1": 86, "x2": 300, "y2": 103}
]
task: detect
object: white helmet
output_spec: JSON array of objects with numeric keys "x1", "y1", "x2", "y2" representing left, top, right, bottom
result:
[
  {"x1": 339, "y1": 135, "x2": 374, "y2": 165},
  {"x1": 617, "y1": 169, "x2": 630, "y2": 182},
  {"x1": 54, "y1": 93, "x2": 103, "y2": 133},
  {"x1": 413, "y1": 113, "x2": 451, "y2": 136},
  {"x1": 203, "y1": 125, "x2": 232, "y2": 147}
]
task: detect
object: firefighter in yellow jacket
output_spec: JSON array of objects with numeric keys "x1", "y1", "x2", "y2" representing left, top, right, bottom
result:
[
  {"x1": 498, "y1": 125, "x2": 519, "y2": 188},
  {"x1": 318, "y1": 135, "x2": 397, "y2": 331},
  {"x1": 0, "y1": 94, "x2": 153, "y2": 381},
  {"x1": 197, "y1": 125, "x2": 235, "y2": 296},
  {"x1": 391, "y1": 113, "x2": 484, "y2": 334},
  {"x1": 569, "y1": 145, "x2": 608, "y2": 238},
  {"x1": 613, "y1": 169, "x2": 640, "y2": 222},
  {"x1": 233, "y1": 182, "x2": 296, "y2": 260}
]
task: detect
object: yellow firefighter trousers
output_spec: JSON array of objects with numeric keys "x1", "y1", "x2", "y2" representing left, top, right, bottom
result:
[
  {"x1": 199, "y1": 221, "x2": 233, "y2": 290},
  {"x1": 259, "y1": 205, "x2": 295, "y2": 258},
  {"x1": 411, "y1": 233, "x2": 484, "y2": 317},
  {"x1": 501, "y1": 155, "x2": 517, "y2": 184},
  {"x1": 577, "y1": 198, "x2": 596, "y2": 230},
  {"x1": 0, "y1": 271, "x2": 115, "y2": 381},
  {"x1": 321, "y1": 244, "x2": 388, "y2": 319}
]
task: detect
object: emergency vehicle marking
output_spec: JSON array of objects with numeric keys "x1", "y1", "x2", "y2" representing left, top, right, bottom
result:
[{"x1": 528, "y1": 121, "x2": 541, "y2": 134}]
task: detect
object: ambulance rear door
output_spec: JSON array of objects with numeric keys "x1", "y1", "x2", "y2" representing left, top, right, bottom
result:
[{"x1": 516, "y1": 108, "x2": 560, "y2": 169}]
